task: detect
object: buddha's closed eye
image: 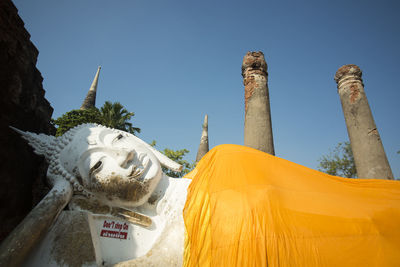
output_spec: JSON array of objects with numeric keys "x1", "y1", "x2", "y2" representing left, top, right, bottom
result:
[
  {"x1": 113, "y1": 134, "x2": 124, "y2": 143},
  {"x1": 90, "y1": 160, "x2": 103, "y2": 176}
]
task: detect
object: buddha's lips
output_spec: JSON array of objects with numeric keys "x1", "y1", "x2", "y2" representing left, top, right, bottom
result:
[
  {"x1": 127, "y1": 153, "x2": 149, "y2": 180},
  {"x1": 128, "y1": 166, "x2": 143, "y2": 179}
]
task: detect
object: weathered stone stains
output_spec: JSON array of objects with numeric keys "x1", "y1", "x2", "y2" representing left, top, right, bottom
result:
[
  {"x1": 242, "y1": 51, "x2": 268, "y2": 114},
  {"x1": 70, "y1": 197, "x2": 110, "y2": 214},
  {"x1": 80, "y1": 66, "x2": 101, "y2": 110},
  {"x1": 368, "y1": 128, "x2": 380, "y2": 140},
  {"x1": 334, "y1": 64, "x2": 394, "y2": 179},
  {"x1": 242, "y1": 51, "x2": 274, "y2": 155},
  {"x1": 195, "y1": 114, "x2": 209, "y2": 163},
  {"x1": 368, "y1": 128, "x2": 378, "y2": 135},
  {"x1": 334, "y1": 64, "x2": 362, "y2": 83},
  {"x1": 147, "y1": 194, "x2": 159, "y2": 205},
  {"x1": 349, "y1": 83, "x2": 360, "y2": 104},
  {"x1": 0, "y1": 181, "x2": 72, "y2": 266},
  {"x1": 52, "y1": 212, "x2": 96, "y2": 266},
  {"x1": 91, "y1": 175, "x2": 150, "y2": 203},
  {"x1": 244, "y1": 76, "x2": 256, "y2": 113},
  {"x1": 241, "y1": 51, "x2": 267, "y2": 75},
  {"x1": 75, "y1": 173, "x2": 83, "y2": 185}
]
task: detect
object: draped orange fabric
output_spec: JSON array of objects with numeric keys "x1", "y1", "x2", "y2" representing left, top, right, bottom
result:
[{"x1": 183, "y1": 144, "x2": 400, "y2": 267}]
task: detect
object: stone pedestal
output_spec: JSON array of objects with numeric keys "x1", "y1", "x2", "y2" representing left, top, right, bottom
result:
[
  {"x1": 242, "y1": 52, "x2": 275, "y2": 155},
  {"x1": 334, "y1": 64, "x2": 393, "y2": 179}
]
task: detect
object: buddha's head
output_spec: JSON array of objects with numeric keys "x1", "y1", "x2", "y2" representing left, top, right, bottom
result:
[{"x1": 12, "y1": 124, "x2": 182, "y2": 208}]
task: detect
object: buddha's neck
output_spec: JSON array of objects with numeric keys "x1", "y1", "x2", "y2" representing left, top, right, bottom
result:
[{"x1": 138, "y1": 174, "x2": 191, "y2": 217}]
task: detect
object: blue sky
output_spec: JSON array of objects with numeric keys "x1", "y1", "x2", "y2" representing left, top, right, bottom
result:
[{"x1": 13, "y1": 0, "x2": 400, "y2": 177}]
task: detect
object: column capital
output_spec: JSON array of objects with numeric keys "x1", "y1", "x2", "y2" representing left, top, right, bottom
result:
[
  {"x1": 334, "y1": 64, "x2": 362, "y2": 84},
  {"x1": 242, "y1": 51, "x2": 268, "y2": 78}
]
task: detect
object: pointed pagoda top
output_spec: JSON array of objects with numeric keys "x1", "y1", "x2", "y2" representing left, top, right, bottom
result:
[
  {"x1": 195, "y1": 114, "x2": 209, "y2": 163},
  {"x1": 80, "y1": 66, "x2": 101, "y2": 110}
]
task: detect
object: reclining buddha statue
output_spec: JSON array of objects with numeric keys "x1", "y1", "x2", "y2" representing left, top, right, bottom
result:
[
  {"x1": 3, "y1": 123, "x2": 191, "y2": 266},
  {"x1": 2, "y1": 123, "x2": 400, "y2": 266}
]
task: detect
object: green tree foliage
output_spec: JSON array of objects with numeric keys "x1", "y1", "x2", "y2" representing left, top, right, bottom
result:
[
  {"x1": 318, "y1": 141, "x2": 357, "y2": 178},
  {"x1": 52, "y1": 108, "x2": 103, "y2": 137},
  {"x1": 150, "y1": 141, "x2": 195, "y2": 178},
  {"x1": 52, "y1": 102, "x2": 140, "y2": 136},
  {"x1": 100, "y1": 101, "x2": 140, "y2": 135}
]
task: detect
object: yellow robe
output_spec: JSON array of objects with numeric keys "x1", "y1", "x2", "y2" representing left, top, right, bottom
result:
[{"x1": 183, "y1": 144, "x2": 400, "y2": 266}]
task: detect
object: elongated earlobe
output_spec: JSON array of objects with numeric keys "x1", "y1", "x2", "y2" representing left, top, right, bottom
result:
[
  {"x1": 146, "y1": 145, "x2": 183, "y2": 172},
  {"x1": 124, "y1": 135, "x2": 183, "y2": 172}
]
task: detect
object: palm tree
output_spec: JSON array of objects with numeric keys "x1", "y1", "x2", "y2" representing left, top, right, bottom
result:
[{"x1": 100, "y1": 101, "x2": 141, "y2": 135}]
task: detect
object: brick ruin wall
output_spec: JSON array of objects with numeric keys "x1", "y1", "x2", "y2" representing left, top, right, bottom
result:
[{"x1": 0, "y1": 0, "x2": 55, "y2": 242}]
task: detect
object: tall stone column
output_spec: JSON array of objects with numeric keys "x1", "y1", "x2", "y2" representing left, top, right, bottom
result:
[
  {"x1": 195, "y1": 114, "x2": 209, "y2": 163},
  {"x1": 242, "y1": 51, "x2": 275, "y2": 155},
  {"x1": 334, "y1": 64, "x2": 393, "y2": 179}
]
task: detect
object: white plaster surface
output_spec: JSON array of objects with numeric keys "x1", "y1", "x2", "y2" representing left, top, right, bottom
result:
[
  {"x1": 16, "y1": 124, "x2": 191, "y2": 266},
  {"x1": 90, "y1": 175, "x2": 191, "y2": 266},
  {"x1": 24, "y1": 176, "x2": 191, "y2": 266}
]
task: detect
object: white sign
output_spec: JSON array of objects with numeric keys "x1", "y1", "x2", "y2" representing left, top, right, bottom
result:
[{"x1": 100, "y1": 220, "x2": 129, "y2": 240}]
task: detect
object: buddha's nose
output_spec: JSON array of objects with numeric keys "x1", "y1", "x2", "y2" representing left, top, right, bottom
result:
[{"x1": 120, "y1": 150, "x2": 135, "y2": 168}]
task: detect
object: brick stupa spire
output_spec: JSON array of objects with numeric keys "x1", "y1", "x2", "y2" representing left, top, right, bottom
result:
[
  {"x1": 195, "y1": 114, "x2": 209, "y2": 163},
  {"x1": 80, "y1": 66, "x2": 101, "y2": 110}
]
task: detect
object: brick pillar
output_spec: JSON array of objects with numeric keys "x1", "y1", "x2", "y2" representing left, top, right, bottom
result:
[
  {"x1": 195, "y1": 114, "x2": 209, "y2": 163},
  {"x1": 242, "y1": 51, "x2": 275, "y2": 155},
  {"x1": 334, "y1": 64, "x2": 393, "y2": 179}
]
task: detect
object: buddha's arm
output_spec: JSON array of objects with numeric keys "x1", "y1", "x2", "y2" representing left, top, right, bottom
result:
[{"x1": 0, "y1": 179, "x2": 73, "y2": 266}]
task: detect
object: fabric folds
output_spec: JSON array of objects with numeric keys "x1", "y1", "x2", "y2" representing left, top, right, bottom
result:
[{"x1": 183, "y1": 144, "x2": 400, "y2": 267}]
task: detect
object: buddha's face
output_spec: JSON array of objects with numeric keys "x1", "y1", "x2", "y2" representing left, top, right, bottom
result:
[{"x1": 59, "y1": 127, "x2": 162, "y2": 207}]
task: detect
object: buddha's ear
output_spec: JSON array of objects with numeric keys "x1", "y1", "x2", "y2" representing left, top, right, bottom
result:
[
  {"x1": 129, "y1": 135, "x2": 182, "y2": 172},
  {"x1": 146, "y1": 145, "x2": 183, "y2": 172}
]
